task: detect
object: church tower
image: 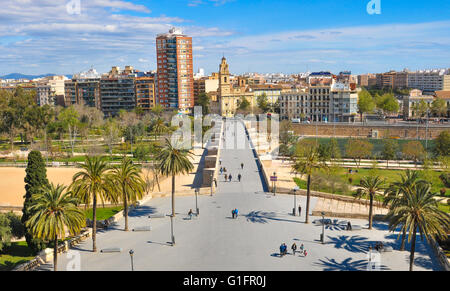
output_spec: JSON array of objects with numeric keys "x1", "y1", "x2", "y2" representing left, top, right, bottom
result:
[{"x1": 219, "y1": 57, "x2": 231, "y2": 96}]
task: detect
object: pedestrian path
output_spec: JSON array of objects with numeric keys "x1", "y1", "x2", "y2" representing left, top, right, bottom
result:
[{"x1": 217, "y1": 119, "x2": 266, "y2": 195}]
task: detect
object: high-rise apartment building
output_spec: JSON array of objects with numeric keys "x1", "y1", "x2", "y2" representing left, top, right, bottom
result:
[
  {"x1": 36, "y1": 75, "x2": 68, "y2": 106},
  {"x1": 65, "y1": 68, "x2": 101, "y2": 108},
  {"x1": 156, "y1": 28, "x2": 194, "y2": 112},
  {"x1": 407, "y1": 69, "x2": 450, "y2": 93},
  {"x1": 100, "y1": 66, "x2": 137, "y2": 116},
  {"x1": 135, "y1": 72, "x2": 156, "y2": 112}
]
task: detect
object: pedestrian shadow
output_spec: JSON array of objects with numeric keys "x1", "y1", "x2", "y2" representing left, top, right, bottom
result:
[
  {"x1": 314, "y1": 257, "x2": 390, "y2": 271},
  {"x1": 270, "y1": 253, "x2": 283, "y2": 258}
]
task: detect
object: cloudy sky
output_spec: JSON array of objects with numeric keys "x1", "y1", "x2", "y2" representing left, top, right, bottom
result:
[{"x1": 0, "y1": 0, "x2": 449, "y2": 76}]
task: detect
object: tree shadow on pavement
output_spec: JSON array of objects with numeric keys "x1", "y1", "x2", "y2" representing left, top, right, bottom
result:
[
  {"x1": 245, "y1": 211, "x2": 303, "y2": 224},
  {"x1": 314, "y1": 257, "x2": 390, "y2": 271},
  {"x1": 128, "y1": 206, "x2": 158, "y2": 217},
  {"x1": 326, "y1": 235, "x2": 374, "y2": 253}
]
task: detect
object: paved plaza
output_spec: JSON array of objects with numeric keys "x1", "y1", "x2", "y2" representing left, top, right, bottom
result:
[{"x1": 52, "y1": 120, "x2": 441, "y2": 271}]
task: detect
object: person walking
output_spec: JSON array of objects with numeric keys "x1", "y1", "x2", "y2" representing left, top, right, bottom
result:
[
  {"x1": 188, "y1": 209, "x2": 193, "y2": 220},
  {"x1": 220, "y1": 167, "x2": 223, "y2": 175},
  {"x1": 241, "y1": 163, "x2": 244, "y2": 169},
  {"x1": 298, "y1": 205, "x2": 302, "y2": 217},
  {"x1": 238, "y1": 173, "x2": 242, "y2": 182},
  {"x1": 224, "y1": 174, "x2": 228, "y2": 182},
  {"x1": 228, "y1": 174, "x2": 233, "y2": 182},
  {"x1": 231, "y1": 209, "x2": 235, "y2": 219},
  {"x1": 291, "y1": 243, "x2": 297, "y2": 255},
  {"x1": 235, "y1": 208, "x2": 239, "y2": 218},
  {"x1": 219, "y1": 159, "x2": 222, "y2": 165},
  {"x1": 214, "y1": 178, "x2": 217, "y2": 188},
  {"x1": 300, "y1": 244, "x2": 304, "y2": 255}
]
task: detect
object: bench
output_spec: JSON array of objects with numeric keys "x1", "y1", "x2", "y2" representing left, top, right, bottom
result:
[
  {"x1": 132, "y1": 226, "x2": 152, "y2": 232},
  {"x1": 100, "y1": 248, "x2": 122, "y2": 253},
  {"x1": 148, "y1": 214, "x2": 166, "y2": 219}
]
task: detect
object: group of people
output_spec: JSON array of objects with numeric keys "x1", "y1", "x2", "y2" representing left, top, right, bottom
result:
[
  {"x1": 280, "y1": 243, "x2": 307, "y2": 257},
  {"x1": 220, "y1": 163, "x2": 244, "y2": 183},
  {"x1": 231, "y1": 208, "x2": 239, "y2": 219}
]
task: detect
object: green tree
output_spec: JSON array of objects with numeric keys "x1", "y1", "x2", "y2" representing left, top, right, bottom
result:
[
  {"x1": 155, "y1": 138, "x2": 194, "y2": 220},
  {"x1": 357, "y1": 89, "x2": 375, "y2": 123},
  {"x1": 108, "y1": 158, "x2": 146, "y2": 231},
  {"x1": 292, "y1": 140, "x2": 327, "y2": 223},
  {"x1": 384, "y1": 170, "x2": 427, "y2": 251},
  {"x1": 58, "y1": 106, "x2": 80, "y2": 156},
  {"x1": 0, "y1": 214, "x2": 12, "y2": 253},
  {"x1": 378, "y1": 93, "x2": 399, "y2": 119},
  {"x1": 257, "y1": 93, "x2": 270, "y2": 113},
  {"x1": 345, "y1": 139, "x2": 373, "y2": 168},
  {"x1": 356, "y1": 175, "x2": 385, "y2": 230},
  {"x1": 434, "y1": 131, "x2": 450, "y2": 157},
  {"x1": 402, "y1": 141, "x2": 425, "y2": 167},
  {"x1": 382, "y1": 139, "x2": 399, "y2": 169},
  {"x1": 22, "y1": 151, "x2": 49, "y2": 253},
  {"x1": 70, "y1": 156, "x2": 113, "y2": 252},
  {"x1": 237, "y1": 96, "x2": 251, "y2": 112},
  {"x1": 431, "y1": 99, "x2": 447, "y2": 118},
  {"x1": 386, "y1": 183, "x2": 450, "y2": 271},
  {"x1": 26, "y1": 183, "x2": 84, "y2": 271},
  {"x1": 151, "y1": 118, "x2": 169, "y2": 140},
  {"x1": 195, "y1": 93, "x2": 211, "y2": 115}
]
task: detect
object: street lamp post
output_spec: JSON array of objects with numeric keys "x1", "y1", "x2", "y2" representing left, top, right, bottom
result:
[
  {"x1": 293, "y1": 186, "x2": 299, "y2": 216},
  {"x1": 272, "y1": 172, "x2": 277, "y2": 196},
  {"x1": 129, "y1": 249, "x2": 134, "y2": 271},
  {"x1": 321, "y1": 212, "x2": 325, "y2": 244},
  {"x1": 195, "y1": 188, "x2": 199, "y2": 215}
]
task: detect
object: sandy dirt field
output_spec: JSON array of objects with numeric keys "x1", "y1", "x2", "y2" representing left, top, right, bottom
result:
[{"x1": 0, "y1": 168, "x2": 79, "y2": 207}]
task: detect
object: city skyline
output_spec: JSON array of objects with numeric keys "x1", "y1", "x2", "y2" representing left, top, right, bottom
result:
[{"x1": 0, "y1": 0, "x2": 449, "y2": 76}]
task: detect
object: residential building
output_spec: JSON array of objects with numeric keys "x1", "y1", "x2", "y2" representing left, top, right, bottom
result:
[
  {"x1": 135, "y1": 72, "x2": 156, "y2": 112},
  {"x1": 407, "y1": 69, "x2": 450, "y2": 93},
  {"x1": 250, "y1": 84, "x2": 282, "y2": 105},
  {"x1": 156, "y1": 27, "x2": 194, "y2": 112},
  {"x1": 358, "y1": 73, "x2": 377, "y2": 87},
  {"x1": 376, "y1": 71, "x2": 408, "y2": 89},
  {"x1": 279, "y1": 74, "x2": 359, "y2": 122},
  {"x1": 402, "y1": 89, "x2": 435, "y2": 120},
  {"x1": 36, "y1": 75, "x2": 68, "y2": 106},
  {"x1": 64, "y1": 68, "x2": 101, "y2": 108},
  {"x1": 100, "y1": 66, "x2": 137, "y2": 116}
]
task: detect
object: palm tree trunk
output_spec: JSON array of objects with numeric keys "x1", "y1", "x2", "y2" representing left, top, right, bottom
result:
[
  {"x1": 53, "y1": 236, "x2": 58, "y2": 271},
  {"x1": 409, "y1": 224, "x2": 417, "y2": 271},
  {"x1": 368, "y1": 194, "x2": 374, "y2": 230},
  {"x1": 92, "y1": 193, "x2": 97, "y2": 252},
  {"x1": 172, "y1": 175, "x2": 176, "y2": 218},
  {"x1": 124, "y1": 186, "x2": 129, "y2": 231},
  {"x1": 305, "y1": 174, "x2": 311, "y2": 224},
  {"x1": 400, "y1": 227, "x2": 406, "y2": 251}
]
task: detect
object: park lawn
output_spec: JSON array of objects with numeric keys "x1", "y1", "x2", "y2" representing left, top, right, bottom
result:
[
  {"x1": 85, "y1": 206, "x2": 123, "y2": 221},
  {"x1": 336, "y1": 168, "x2": 446, "y2": 195},
  {"x1": 0, "y1": 241, "x2": 36, "y2": 271},
  {"x1": 304, "y1": 137, "x2": 435, "y2": 157}
]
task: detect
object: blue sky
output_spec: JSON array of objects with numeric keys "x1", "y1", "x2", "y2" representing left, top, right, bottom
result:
[{"x1": 0, "y1": 0, "x2": 449, "y2": 75}]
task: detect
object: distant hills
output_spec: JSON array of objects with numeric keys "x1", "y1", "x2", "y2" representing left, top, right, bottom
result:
[{"x1": 0, "y1": 73, "x2": 72, "y2": 80}]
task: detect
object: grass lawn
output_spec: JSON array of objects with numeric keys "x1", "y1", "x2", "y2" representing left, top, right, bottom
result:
[
  {"x1": 85, "y1": 206, "x2": 123, "y2": 221},
  {"x1": 0, "y1": 241, "x2": 36, "y2": 271},
  {"x1": 304, "y1": 137, "x2": 435, "y2": 157}
]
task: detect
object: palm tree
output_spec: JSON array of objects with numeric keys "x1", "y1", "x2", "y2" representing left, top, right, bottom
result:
[
  {"x1": 291, "y1": 141, "x2": 327, "y2": 224},
  {"x1": 155, "y1": 138, "x2": 194, "y2": 218},
  {"x1": 108, "y1": 158, "x2": 146, "y2": 231},
  {"x1": 152, "y1": 118, "x2": 168, "y2": 140},
  {"x1": 26, "y1": 183, "x2": 84, "y2": 271},
  {"x1": 386, "y1": 183, "x2": 450, "y2": 271},
  {"x1": 384, "y1": 170, "x2": 428, "y2": 250},
  {"x1": 70, "y1": 156, "x2": 113, "y2": 252},
  {"x1": 356, "y1": 175, "x2": 385, "y2": 230}
]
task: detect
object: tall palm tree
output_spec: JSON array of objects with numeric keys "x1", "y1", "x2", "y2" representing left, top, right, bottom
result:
[
  {"x1": 384, "y1": 170, "x2": 428, "y2": 250},
  {"x1": 386, "y1": 183, "x2": 450, "y2": 271},
  {"x1": 152, "y1": 118, "x2": 168, "y2": 140},
  {"x1": 26, "y1": 183, "x2": 84, "y2": 271},
  {"x1": 291, "y1": 142, "x2": 327, "y2": 224},
  {"x1": 155, "y1": 138, "x2": 194, "y2": 218},
  {"x1": 108, "y1": 158, "x2": 146, "y2": 231},
  {"x1": 356, "y1": 175, "x2": 385, "y2": 230},
  {"x1": 70, "y1": 156, "x2": 113, "y2": 252}
]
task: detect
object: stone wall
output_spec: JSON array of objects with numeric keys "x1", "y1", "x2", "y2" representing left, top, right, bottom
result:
[{"x1": 292, "y1": 124, "x2": 449, "y2": 140}]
